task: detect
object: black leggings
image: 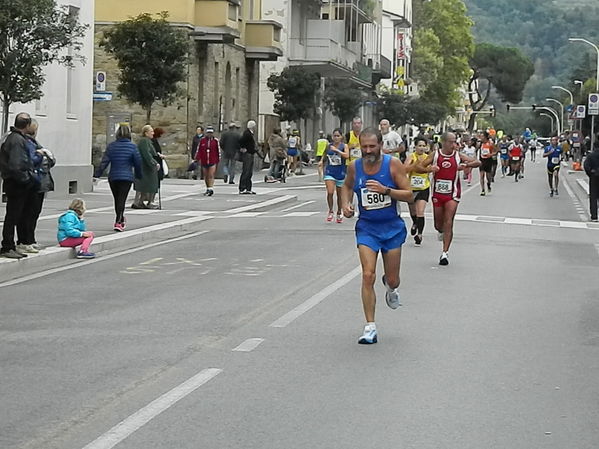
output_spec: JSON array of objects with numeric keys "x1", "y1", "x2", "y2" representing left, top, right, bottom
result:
[{"x1": 109, "y1": 180, "x2": 132, "y2": 224}]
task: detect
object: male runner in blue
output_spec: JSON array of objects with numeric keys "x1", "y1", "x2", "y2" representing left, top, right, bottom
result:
[
  {"x1": 543, "y1": 136, "x2": 562, "y2": 197},
  {"x1": 341, "y1": 128, "x2": 413, "y2": 344}
]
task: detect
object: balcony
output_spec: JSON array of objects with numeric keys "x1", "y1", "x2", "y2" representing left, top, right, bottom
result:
[
  {"x1": 193, "y1": 0, "x2": 241, "y2": 43},
  {"x1": 369, "y1": 54, "x2": 392, "y2": 84},
  {"x1": 321, "y1": 0, "x2": 376, "y2": 24},
  {"x1": 244, "y1": 20, "x2": 283, "y2": 61}
]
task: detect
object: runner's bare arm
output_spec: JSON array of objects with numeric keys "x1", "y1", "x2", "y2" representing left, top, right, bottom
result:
[
  {"x1": 413, "y1": 153, "x2": 435, "y2": 173},
  {"x1": 342, "y1": 163, "x2": 356, "y2": 217},
  {"x1": 459, "y1": 153, "x2": 481, "y2": 169},
  {"x1": 364, "y1": 158, "x2": 413, "y2": 203},
  {"x1": 338, "y1": 144, "x2": 350, "y2": 159}
]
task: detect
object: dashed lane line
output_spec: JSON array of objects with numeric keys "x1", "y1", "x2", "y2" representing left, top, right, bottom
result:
[
  {"x1": 80, "y1": 368, "x2": 222, "y2": 449},
  {"x1": 232, "y1": 338, "x2": 265, "y2": 352},
  {"x1": 270, "y1": 265, "x2": 362, "y2": 328}
]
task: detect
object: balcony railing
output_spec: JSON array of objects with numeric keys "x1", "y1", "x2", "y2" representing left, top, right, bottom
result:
[
  {"x1": 245, "y1": 21, "x2": 283, "y2": 61},
  {"x1": 193, "y1": 0, "x2": 241, "y2": 43},
  {"x1": 289, "y1": 37, "x2": 361, "y2": 73}
]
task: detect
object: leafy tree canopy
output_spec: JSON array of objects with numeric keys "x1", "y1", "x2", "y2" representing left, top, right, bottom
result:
[
  {"x1": 266, "y1": 66, "x2": 321, "y2": 122},
  {"x1": 412, "y1": 0, "x2": 474, "y2": 112},
  {"x1": 323, "y1": 79, "x2": 364, "y2": 126},
  {"x1": 101, "y1": 12, "x2": 189, "y2": 123},
  {"x1": 0, "y1": 0, "x2": 87, "y2": 132},
  {"x1": 378, "y1": 91, "x2": 447, "y2": 128}
]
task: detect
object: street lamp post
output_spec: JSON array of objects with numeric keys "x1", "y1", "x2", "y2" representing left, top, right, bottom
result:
[
  {"x1": 569, "y1": 37, "x2": 599, "y2": 157},
  {"x1": 540, "y1": 113, "x2": 555, "y2": 134},
  {"x1": 551, "y1": 86, "x2": 574, "y2": 130},
  {"x1": 546, "y1": 98, "x2": 564, "y2": 134}
]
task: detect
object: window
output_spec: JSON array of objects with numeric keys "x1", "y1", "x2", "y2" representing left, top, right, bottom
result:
[
  {"x1": 228, "y1": 4, "x2": 238, "y2": 21},
  {"x1": 273, "y1": 27, "x2": 281, "y2": 43}
]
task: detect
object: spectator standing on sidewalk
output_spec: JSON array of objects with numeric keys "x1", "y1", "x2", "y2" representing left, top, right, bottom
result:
[
  {"x1": 95, "y1": 124, "x2": 142, "y2": 232},
  {"x1": 266, "y1": 128, "x2": 287, "y2": 182},
  {"x1": 17, "y1": 119, "x2": 55, "y2": 253},
  {"x1": 220, "y1": 122, "x2": 240, "y2": 184},
  {"x1": 583, "y1": 134, "x2": 599, "y2": 222},
  {"x1": 239, "y1": 120, "x2": 257, "y2": 194},
  {"x1": 190, "y1": 126, "x2": 203, "y2": 180},
  {"x1": 195, "y1": 125, "x2": 220, "y2": 196},
  {"x1": 0, "y1": 113, "x2": 38, "y2": 259},
  {"x1": 132, "y1": 125, "x2": 160, "y2": 209}
]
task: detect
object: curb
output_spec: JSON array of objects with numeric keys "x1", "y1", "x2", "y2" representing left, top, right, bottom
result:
[{"x1": 0, "y1": 194, "x2": 297, "y2": 283}]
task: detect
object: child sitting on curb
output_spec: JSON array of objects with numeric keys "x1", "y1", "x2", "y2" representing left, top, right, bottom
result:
[{"x1": 57, "y1": 199, "x2": 95, "y2": 259}]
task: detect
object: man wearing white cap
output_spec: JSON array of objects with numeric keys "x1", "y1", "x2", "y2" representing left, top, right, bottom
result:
[{"x1": 239, "y1": 120, "x2": 257, "y2": 194}]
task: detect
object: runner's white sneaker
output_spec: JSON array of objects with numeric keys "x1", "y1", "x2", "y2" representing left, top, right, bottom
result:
[
  {"x1": 439, "y1": 251, "x2": 449, "y2": 266},
  {"x1": 358, "y1": 325, "x2": 378, "y2": 344},
  {"x1": 382, "y1": 275, "x2": 401, "y2": 309}
]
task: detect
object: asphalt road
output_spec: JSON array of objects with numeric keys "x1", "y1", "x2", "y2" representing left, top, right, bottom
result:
[{"x1": 1, "y1": 160, "x2": 598, "y2": 449}]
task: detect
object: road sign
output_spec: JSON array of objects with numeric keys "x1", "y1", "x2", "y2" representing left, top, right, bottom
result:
[
  {"x1": 589, "y1": 93, "x2": 599, "y2": 115},
  {"x1": 96, "y1": 71, "x2": 106, "y2": 92},
  {"x1": 575, "y1": 105, "x2": 586, "y2": 119},
  {"x1": 93, "y1": 92, "x2": 113, "y2": 102}
]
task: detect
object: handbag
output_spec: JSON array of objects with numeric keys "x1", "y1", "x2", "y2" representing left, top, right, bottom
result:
[{"x1": 162, "y1": 159, "x2": 169, "y2": 177}]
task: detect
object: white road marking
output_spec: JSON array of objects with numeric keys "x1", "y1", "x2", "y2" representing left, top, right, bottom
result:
[
  {"x1": 232, "y1": 338, "x2": 265, "y2": 352},
  {"x1": 0, "y1": 231, "x2": 210, "y2": 288},
  {"x1": 222, "y1": 212, "x2": 264, "y2": 218},
  {"x1": 563, "y1": 176, "x2": 588, "y2": 221},
  {"x1": 280, "y1": 200, "x2": 316, "y2": 212},
  {"x1": 80, "y1": 368, "x2": 222, "y2": 449},
  {"x1": 140, "y1": 258, "x2": 163, "y2": 265},
  {"x1": 224, "y1": 195, "x2": 296, "y2": 213},
  {"x1": 505, "y1": 218, "x2": 533, "y2": 225},
  {"x1": 282, "y1": 211, "x2": 320, "y2": 217},
  {"x1": 270, "y1": 265, "x2": 362, "y2": 328}
]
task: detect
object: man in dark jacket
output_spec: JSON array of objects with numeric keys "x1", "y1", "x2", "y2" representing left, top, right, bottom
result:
[
  {"x1": 219, "y1": 122, "x2": 240, "y2": 184},
  {"x1": 238, "y1": 120, "x2": 257, "y2": 194},
  {"x1": 583, "y1": 133, "x2": 599, "y2": 222},
  {"x1": 0, "y1": 113, "x2": 38, "y2": 258},
  {"x1": 190, "y1": 126, "x2": 203, "y2": 180}
]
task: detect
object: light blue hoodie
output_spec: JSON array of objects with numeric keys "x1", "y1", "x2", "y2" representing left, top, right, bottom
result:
[{"x1": 57, "y1": 210, "x2": 86, "y2": 242}]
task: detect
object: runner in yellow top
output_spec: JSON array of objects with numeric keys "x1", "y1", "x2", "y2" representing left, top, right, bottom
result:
[
  {"x1": 345, "y1": 117, "x2": 363, "y2": 164},
  {"x1": 315, "y1": 130, "x2": 329, "y2": 182},
  {"x1": 404, "y1": 137, "x2": 431, "y2": 245}
]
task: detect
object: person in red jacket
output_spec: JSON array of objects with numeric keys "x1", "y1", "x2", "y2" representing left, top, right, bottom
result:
[{"x1": 195, "y1": 125, "x2": 220, "y2": 196}]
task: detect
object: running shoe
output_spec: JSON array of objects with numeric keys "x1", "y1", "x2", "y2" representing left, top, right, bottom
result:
[
  {"x1": 480, "y1": 191, "x2": 486, "y2": 196},
  {"x1": 554, "y1": 190, "x2": 559, "y2": 196},
  {"x1": 437, "y1": 232, "x2": 444, "y2": 241},
  {"x1": 439, "y1": 252, "x2": 449, "y2": 266},
  {"x1": 113, "y1": 223, "x2": 124, "y2": 232},
  {"x1": 549, "y1": 190, "x2": 554, "y2": 197},
  {"x1": 203, "y1": 190, "x2": 210, "y2": 196},
  {"x1": 358, "y1": 325, "x2": 378, "y2": 344},
  {"x1": 76, "y1": 251, "x2": 96, "y2": 259},
  {"x1": 16, "y1": 244, "x2": 39, "y2": 254},
  {"x1": 410, "y1": 224, "x2": 417, "y2": 236},
  {"x1": 207, "y1": 189, "x2": 214, "y2": 197},
  {"x1": 414, "y1": 235, "x2": 422, "y2": 246},
  {"x1": 382, "y1": 275, "x2": 401, "y2": 309},
  {"x1": 336, "y1": 214, "x2": 343, "y2": 224},
  {"x1": 591, "y1": 218, "x2": 598, "y2": 222},
  {"x1": 326, "y1": 211, "x2": 334, "y2": 222}
]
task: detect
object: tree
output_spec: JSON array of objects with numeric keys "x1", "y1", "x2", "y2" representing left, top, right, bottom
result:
[
  {"x1": 323, "y1": 79, "x2": 364, "y2": 127},
  {"x1": 100, "y1": 12, "x2": 188, "y2": 123},
  {"x1": 378, "y1": 91, "x2": 447, "y2": 128},
  {"x1": 0, "y1": 0, "x2": 87, "y2": 133},
  {"x1": 266, "y1": 67, "x2": 321, "y2": 123},
  {"x1": 412, "y1": 0, "x2": 474, "y2": 112},
  {"x1": 467, "y1": 43, "x2": 534, "y2": 130}
]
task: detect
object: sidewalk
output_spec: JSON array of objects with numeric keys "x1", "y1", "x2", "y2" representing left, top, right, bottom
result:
[{"x1": 0, "y1": 169, "x2": 318, "y2": 283}]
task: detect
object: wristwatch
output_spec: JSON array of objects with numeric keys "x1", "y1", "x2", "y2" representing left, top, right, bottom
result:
[{"x1": 384, "y1": 188, "x2": 391, "y2": 196}]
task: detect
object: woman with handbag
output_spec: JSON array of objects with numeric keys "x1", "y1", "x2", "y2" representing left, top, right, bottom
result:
[{"x1": 132, "y1": 125, "x2": 161, "y2": 209}]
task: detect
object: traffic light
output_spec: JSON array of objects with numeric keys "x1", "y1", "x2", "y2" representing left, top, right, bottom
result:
[
  {"x1": 532, "y1": 104, "x2": 537, "y2": 111},
  {"x1": 506, "y1": 104, "x2": 510, "y2": 112}
]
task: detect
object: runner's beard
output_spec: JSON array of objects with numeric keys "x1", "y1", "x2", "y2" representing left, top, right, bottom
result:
[{"x1": 363, "y1": 153, "x2": 380, "y2": 164}]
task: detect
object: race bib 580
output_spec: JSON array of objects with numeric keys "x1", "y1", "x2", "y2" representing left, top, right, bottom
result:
[{"x1": 360, "y1": 188, "x2": 392, "y2": 210}]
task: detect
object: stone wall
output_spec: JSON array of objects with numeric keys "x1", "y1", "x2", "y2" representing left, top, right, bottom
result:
[{"x1": 93, "y1": 26, "x2": 261, "y2": 178}]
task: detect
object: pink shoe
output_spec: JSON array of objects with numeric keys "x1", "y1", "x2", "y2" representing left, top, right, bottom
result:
[
  {"x1": 113, "y1": 223, "x2": 124, "y2": 232},
  {"x1": 326, "y1": 211, "x2": 334, "y2": 222},
  {"x1": 336, "y1": 214, "x2": 343, "y2": 223}
]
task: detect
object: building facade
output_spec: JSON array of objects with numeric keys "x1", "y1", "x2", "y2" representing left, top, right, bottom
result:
[
  {"x1": 94, "y1": 0, "x2": 282, "y2": 176},
  {"x1": 1, "y1": 0, "x2": 95, "y2": 195},
  {"x1": 259, "y1": 0, "x2": 392, "y2": 144},
  {"x1": 381, "y1": 0, "x2": 412, "y2": 93}
]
